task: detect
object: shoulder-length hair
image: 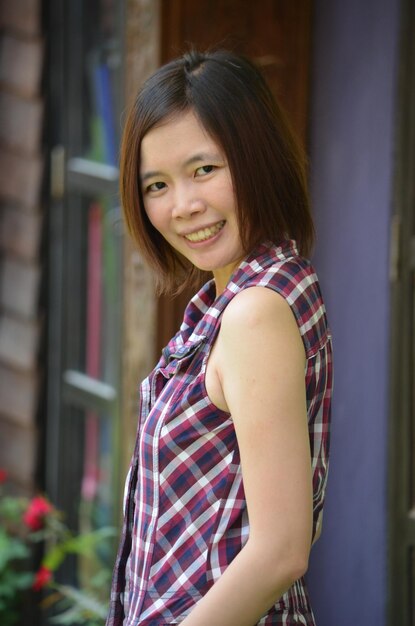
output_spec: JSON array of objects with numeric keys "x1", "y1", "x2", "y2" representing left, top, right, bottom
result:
[{"x1": 120, "y1": 49, "x2": 314, "y2": 294}]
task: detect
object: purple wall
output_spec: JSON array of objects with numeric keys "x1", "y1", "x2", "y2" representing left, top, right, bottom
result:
[{"x1": 307, "y1": 1, "x2": 400, "y2": 624}]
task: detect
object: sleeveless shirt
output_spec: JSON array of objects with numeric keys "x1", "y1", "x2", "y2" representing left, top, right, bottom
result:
[{"x1": 107, "y1": 240, "x2": 333, "y2": 626}]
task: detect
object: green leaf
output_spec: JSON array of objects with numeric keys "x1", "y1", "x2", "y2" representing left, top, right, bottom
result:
[
  {"x1": 0, "y1": 568, "x2": 32, "y2": 597},
  {"x1": 89, "y1": 568, "x2": 111, "y2": 588},
  {"x1": 0, "y1": 533, "x2": 29, "y2": 570},
  {"x1": 53, "y1": 584, "x2": 108, "y2": 619},
  {"x1": 42, "y1": 544, "x2": 66, "y2": 571},
  {"x1": 49, "y1": 604, "x2": 83, "y2": 625},
  {"x1": 27, "y1": 529, "x2": 50, "y2": 543},
  {"x1": 0, "y1": 496, "x2": 27, "y2": 523},
  {"x1": 62, "y1": 526, "x2": 116, "y2": 557},
  {"x1": 14, "y1": 572, "x2": 33, "y2": 590}
]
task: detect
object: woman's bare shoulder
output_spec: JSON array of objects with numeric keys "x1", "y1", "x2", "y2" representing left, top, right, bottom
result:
[{"x1": 221, "y1": 285, "x2": 298, "y2": 334}]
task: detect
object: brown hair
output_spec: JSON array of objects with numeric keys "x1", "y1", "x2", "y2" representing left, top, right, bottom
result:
[{"x1": 120, "y1": 49, "x2": 314, "y2": 294}]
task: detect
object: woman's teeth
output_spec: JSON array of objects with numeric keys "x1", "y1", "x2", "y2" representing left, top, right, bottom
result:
[{"x1": 184, "y1": 220, "x2": 225, "y2": 243}]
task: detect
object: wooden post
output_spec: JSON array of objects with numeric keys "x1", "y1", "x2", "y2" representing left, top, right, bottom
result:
[{"x1": 120, "y1": 0, "x2": 160, "y2": 483}]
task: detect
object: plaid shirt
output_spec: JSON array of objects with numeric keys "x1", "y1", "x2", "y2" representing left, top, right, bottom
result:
[{"x1": 107, "y1": 240, "x2": 333, "y2": 626}]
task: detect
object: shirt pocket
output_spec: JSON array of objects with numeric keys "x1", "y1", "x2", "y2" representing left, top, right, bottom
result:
[{"x1": 156, "y1": 336, "x2": 207, "y2": 390}]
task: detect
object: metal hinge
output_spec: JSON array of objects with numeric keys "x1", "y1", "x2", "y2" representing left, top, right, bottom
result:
[
  {"x1": 62, "y1": 369, "x2": 117, "y2": 414},
  {"x1": 50, "y1": 144, "x2": 65, "y2": 200}
]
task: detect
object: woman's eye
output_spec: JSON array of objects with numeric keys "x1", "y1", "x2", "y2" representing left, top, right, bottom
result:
[
  {"x1": 146, "y1": 181, "x2": 166, "y2": 193},
  {"x1": 195, "y1": 165, "x2": 215, "y2": 177}
]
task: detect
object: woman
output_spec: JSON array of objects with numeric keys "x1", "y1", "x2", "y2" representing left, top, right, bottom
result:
[{"x1": 107, "y1": 49, "x2": 333, "y2": 626}]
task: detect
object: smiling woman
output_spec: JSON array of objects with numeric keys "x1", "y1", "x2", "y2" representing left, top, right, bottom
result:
[
  {"x1": 140, "y1": 111, "x2": 242, "y2": 294},
  {"x1": 120, "y1": 49, "x2": 313, "y2": 295},
  {"x1": 107, "y1": 50, "x2": 333, "y2": 626}
]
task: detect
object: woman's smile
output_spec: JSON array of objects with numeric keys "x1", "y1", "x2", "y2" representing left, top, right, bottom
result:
[{"x1": 182, "y1": 220, "x2": 226, "y2": 243}]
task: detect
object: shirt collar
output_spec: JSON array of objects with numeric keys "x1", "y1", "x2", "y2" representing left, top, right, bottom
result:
[{"x1": 162, "y1": 239, "x2": 299, "y2": 362}]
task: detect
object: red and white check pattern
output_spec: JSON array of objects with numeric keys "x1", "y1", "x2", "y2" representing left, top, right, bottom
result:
[{"x1": 107, "y1": 240, "x2": 333, "y2": 626}]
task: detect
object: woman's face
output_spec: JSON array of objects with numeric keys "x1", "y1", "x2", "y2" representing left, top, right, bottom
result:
[{"x1": 140, "y1": 109, "x2": 245, "y2": 293}]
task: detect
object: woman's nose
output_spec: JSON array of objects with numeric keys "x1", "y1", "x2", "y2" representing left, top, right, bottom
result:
[{"x1": 171, "y1": 185, "x2": 206, "y2": 219}]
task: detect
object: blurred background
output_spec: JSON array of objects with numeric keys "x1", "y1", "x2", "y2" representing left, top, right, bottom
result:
[{"x1": 0, "y1": 0, "x2": 413, "y2": 625}]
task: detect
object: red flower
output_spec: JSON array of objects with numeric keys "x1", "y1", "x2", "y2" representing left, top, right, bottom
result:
[
  {"x1": 23, "y1": 496, "x2": 53, "y2": 531},
  {"x1": 32, "y1": 566, "x2": 52, "y2": 591},
  {"x1": 0, "y1": 468, "x2": 7, "y2": 484}
]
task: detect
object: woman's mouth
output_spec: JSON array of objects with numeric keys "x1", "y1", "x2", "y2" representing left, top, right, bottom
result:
[{"x1": 184, "y1": 220, "x2": 226, "y2": 243}]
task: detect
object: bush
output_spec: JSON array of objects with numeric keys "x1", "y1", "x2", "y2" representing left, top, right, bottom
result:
[{"x1": 0, "y1": 470, "x2": 116, "y2": 625}]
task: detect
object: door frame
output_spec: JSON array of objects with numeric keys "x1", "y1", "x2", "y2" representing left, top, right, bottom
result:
[{"x1": 388, "y1": 0, "x2": 415, "y2": 623}]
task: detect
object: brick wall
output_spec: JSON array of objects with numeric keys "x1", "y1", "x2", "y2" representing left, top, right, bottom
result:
[{"x1": 0, "y1": 0, "x2": 44, "y2": 493}]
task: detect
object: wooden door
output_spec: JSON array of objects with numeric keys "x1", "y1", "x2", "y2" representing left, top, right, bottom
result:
[{"x1": 157, "y1": 0, "x2": 312, "y2": 353}]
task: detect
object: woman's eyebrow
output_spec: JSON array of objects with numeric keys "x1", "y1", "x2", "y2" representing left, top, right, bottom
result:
[
  {"x1": 141, "y1": 170, "x2": 163, "y2": 183},
  {"x1": 141, "y1": 152, "x2": 223, "y2": 183},
  {"x1": 183, "y1": 152, "x2": 222, "y2": 166}
]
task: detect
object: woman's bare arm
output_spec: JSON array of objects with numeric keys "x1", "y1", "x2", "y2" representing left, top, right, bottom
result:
[{"x1": 180, "y1": 286, "x2": 313, "y2": 626}]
